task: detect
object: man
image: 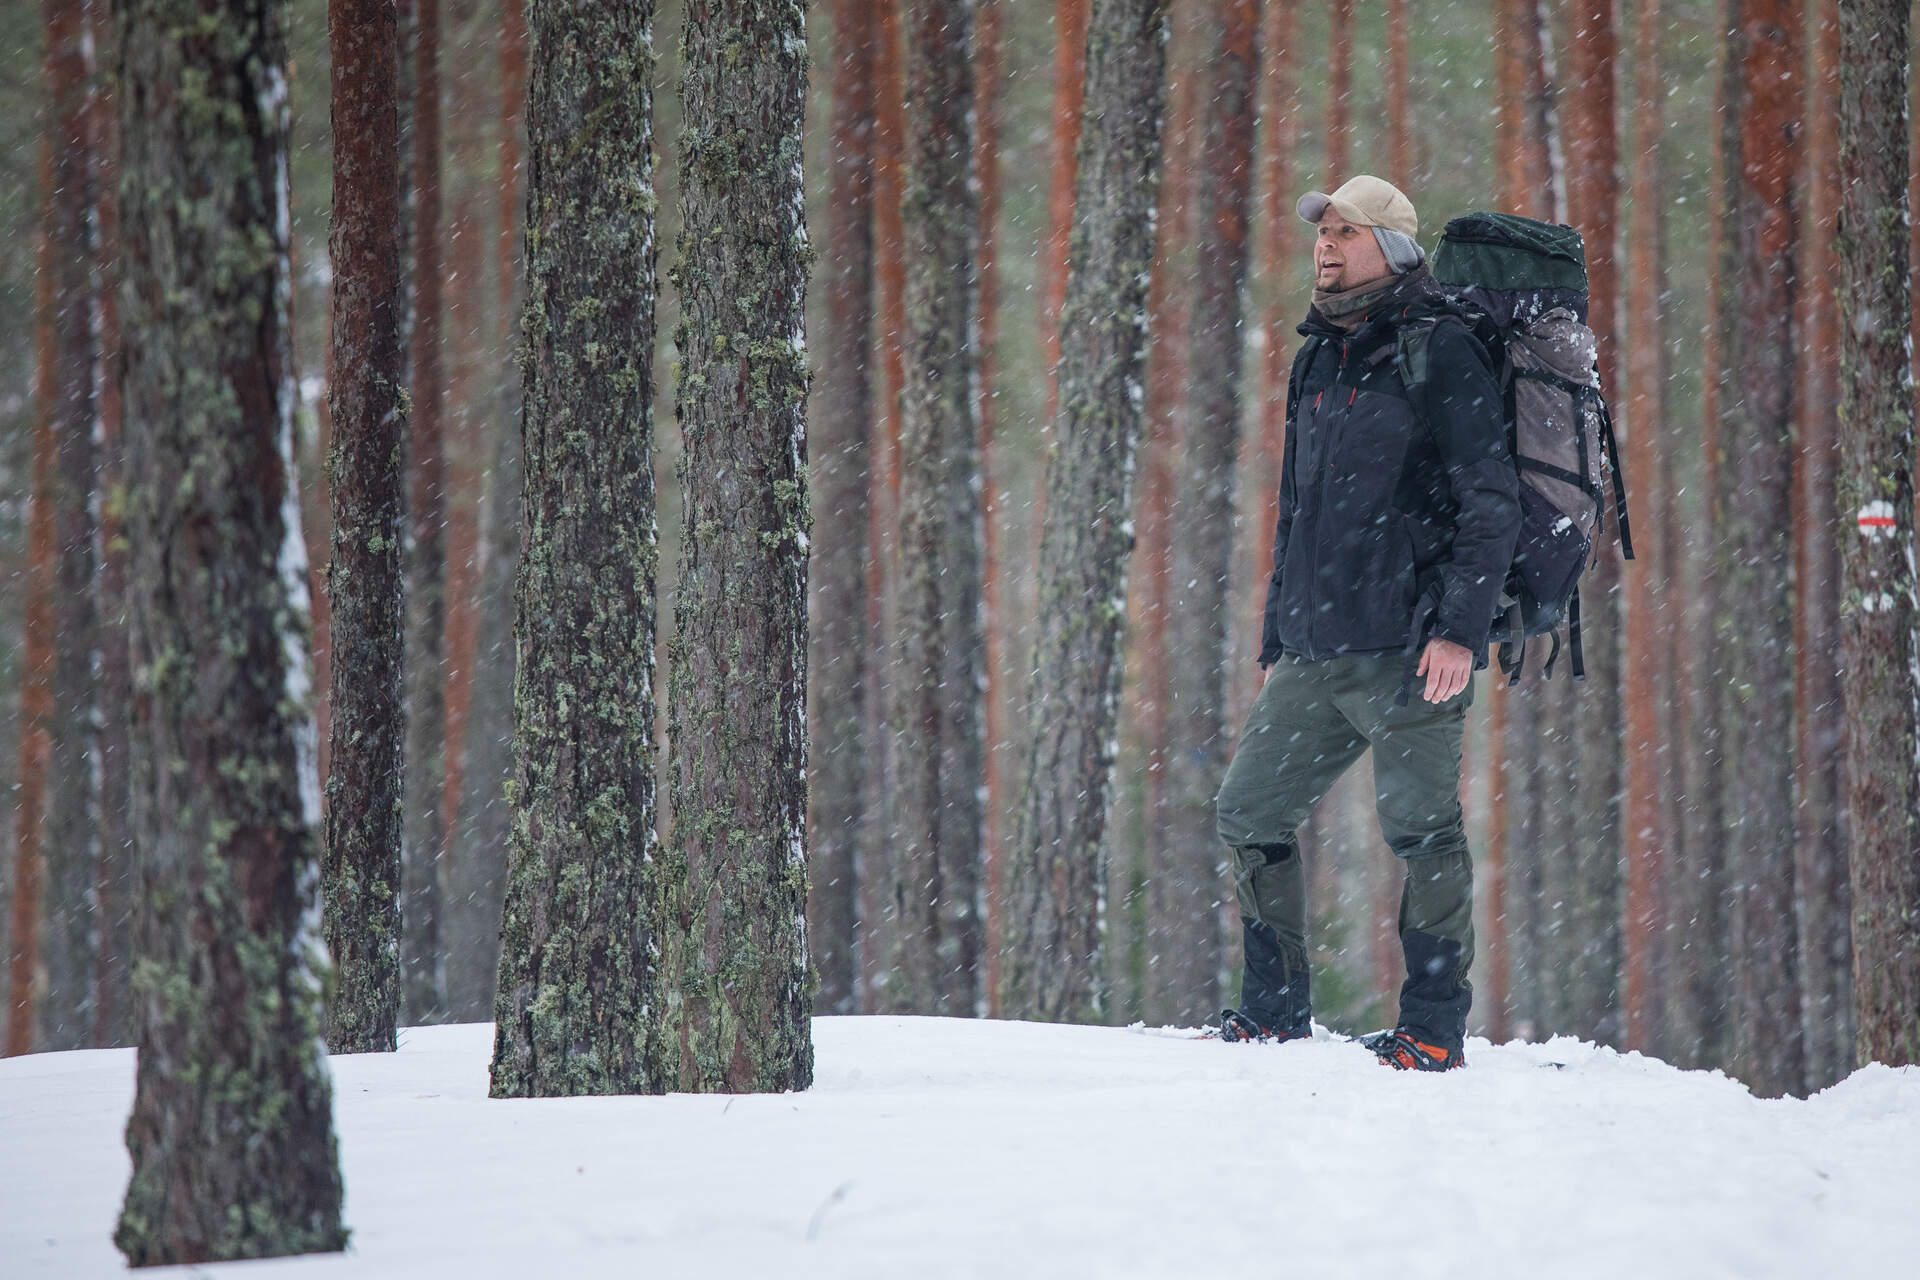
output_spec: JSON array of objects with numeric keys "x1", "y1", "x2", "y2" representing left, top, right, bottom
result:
[{"x1": 1211, "y1": 175, "x2": 1520, "y2": 1071}]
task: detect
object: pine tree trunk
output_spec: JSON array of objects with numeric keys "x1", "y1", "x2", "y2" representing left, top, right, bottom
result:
[
  {"x1": 1000, "y1": 0, "x2": 1170, "y2": 1024},
  {"x1": 437, "y1": 0, "x2": 496, "y2": 1023},
  {"x1": 404, "y1": 0, "x2": 448, "y2": 1024},
  {"x1": 448, "y1": 0, "x2": 526, "y2": 1025},
  {"x1": 488, "y1": 0, "x2": 666, "y2": 1098},
  {"x1": 975, "y1": 0, "x2": 1007, "y2": 1014},
  {"x1": 4, "y1": 136, "x2": 59, "y2": 1060},
  {"x1": 113, "y1": 0, "x2": 347, "y2": 1260},
  {"x1": 90, "y1": 0, "x2": 134, "y2": 1050},
  {"x1": 40, "y1": 0, "x2": 101, "y2": 1054},
  {"x1": 1158, "y1": 0, "x2": 1256, "y2": 1028},
  {"x1": 1837, "y1": 0, "x2": 1920, "y2": 1071},
  {"x1": 1716, "y1": 0, "x2": 1804, "y2": 1097},
  {"x1": 663, "y1": 0, "x2": 813, "y2": 1091},
  {"x1": 810, "y1": 0, "x2": 877, "y2": 1017},
  {"x1": 1794, "y1": 0, "x2": 1852, "y2": 1092},
  {"x1": 1386, "y1": 0, "x2": 1409, "y2": 187},
  {"x1": 1326, "y1": 0, "x2": 1352, "y2": 182},
  {"x1": 878, "y1": 0, "x2": 984, "y2": 1016},
  {"x1": 1126, "y1": 0, "x2": 1199, "y2": 1024},
  {"x1": 1622, "y1": 0, "x2": 1669, "y2": 1055},
  {"x1": 323, "y1": 0, "x2": 408, "y2": 1055}
]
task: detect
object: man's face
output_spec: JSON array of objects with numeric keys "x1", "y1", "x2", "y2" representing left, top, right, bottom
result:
[{"x1": 1314, "y1": 213, "x2": 1391, "y2": 292}]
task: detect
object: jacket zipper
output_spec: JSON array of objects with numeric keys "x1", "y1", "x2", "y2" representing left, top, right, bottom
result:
[{"x1": 1304, "y1": 340, "x2": 1350, "y2": 660}]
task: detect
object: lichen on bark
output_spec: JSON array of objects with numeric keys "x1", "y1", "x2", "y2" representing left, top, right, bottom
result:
[{"x1": 488, "y1": 0, "x2": 668, "y2": 1098}]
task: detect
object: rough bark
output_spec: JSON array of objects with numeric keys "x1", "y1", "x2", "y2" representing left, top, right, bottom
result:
[
  {"x1": 877, "y1": 0, "x2": 984, "y2": 1016},
  {"x1": 404, "y1": 0, "x2": 447, "y2": 1024},
  {"x1": 488, "y1": 0, "x2": 665, "y2": 1098},
  {"x1": 1794, "y1": 0, "x2": 1852, "y2": 1092},
  {"x1": 1837, "y1": 0, "x2": 1920, "y2": 1071},
  {"x1": 113, "y1": 0, "x2": 347, "y2": 1260},
  {"x1": 1000, "y1": 0, "x2": 1170, "y2": 1024},
  {"x1": 1157, "y1": 0, "x2": 1256, "y2": 1027},
  {"x1": 1563, "y1": 0, "x2": 1623, "y2": 1048},
  {"x1": 810, "y1": 0, "x2": 876, "y2": 1017},
  {"x1": 40, "y1": 0, "x2": 101, "y2": 1054},
  {"x1": 1716, "y1": 0, "x2": 1804, "y2": 1098},
  {"x1": 663, "y1": 0, "x2": 814, "y2": 1091},
  {"x1": 976, "y1": 0, "x2": 1006, "y2": 1013},
  {"x1": 323, "y1": 0, "x2": 407, "y2": 1055}
]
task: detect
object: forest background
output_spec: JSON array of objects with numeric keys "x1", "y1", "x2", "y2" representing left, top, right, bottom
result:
[{"x1": 0, "y1": 0, "x2": 1901, "y2": 1106}]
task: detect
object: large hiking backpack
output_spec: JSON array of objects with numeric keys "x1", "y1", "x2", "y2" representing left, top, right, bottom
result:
[{"x1": 1405, "y1": 211, "x2": 1634, "y2": 683}]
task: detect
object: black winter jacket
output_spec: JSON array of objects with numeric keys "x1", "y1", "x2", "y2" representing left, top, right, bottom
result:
[{"x1": 1260, "y1": 267, "x2": 1521, "y2": 668}]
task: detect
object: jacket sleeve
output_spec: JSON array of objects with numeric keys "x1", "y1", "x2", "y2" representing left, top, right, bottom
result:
[
  {"x1": 1259, "y1": 345, "x2": 1309, "y2": 666},
  {"x1": 1413, "y1": 320, "x2": 1521, "y2": 662}
]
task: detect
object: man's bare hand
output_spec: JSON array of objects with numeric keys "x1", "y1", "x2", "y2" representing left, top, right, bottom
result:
[{"x1": 1415, "y1": 637, "x2": 1473, "y2": 703}]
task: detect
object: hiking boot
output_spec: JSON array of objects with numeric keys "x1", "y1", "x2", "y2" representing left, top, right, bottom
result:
[
  {"x1": 1201, "y1": 1008, "x2": 1311, "y2": 1044},
  {"x1": 1363, "y1": 1027, "x2": 1465, "y2": 1071}
]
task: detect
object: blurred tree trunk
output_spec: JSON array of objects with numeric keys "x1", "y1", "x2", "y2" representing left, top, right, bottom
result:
[
  {"x1": 1838, "y1": 0, "x2": 1920, "y2": 1071},
  {"x1": 1793, "y1": 0, "x2": 1852, "y2": 1092},
  {"x1": 1386, "y1": 0, "x2": 1409, "y2": 187},
  {"x1": 1158, "y1": 0, "x2": 1257, "y2": 1027},
  {"x1": 4, "y1": 137, "x2": 58, "y2": 1060},
  {"x1": 1001, "y1": 0, "x2": 1171, "y2": 1024},
  {"x1": 1669, "y1": 0, "x2": 1731, "y2": 1073},
  {"x1": 323, "y1": 0, "x2": 407, "y2": 1055},
  {"x1": 437, "y1": 0, "x2": 496, "y2": 1023},
  {"x1": 664, "y1": 0, "x2": 813, "y2": 1090},
  {"x1": 975, "y1": 0, "x2": 1006, "y2": 1012},
  {"x1": 450, "y1": 0, "x2": 526, "y2": 1025},
  {"x1": 488, "y1": 0, "x2": 665, "y2": 1097},
  {"x1": 113, "y1": 0, "x2": 346, "y2": 1259},
  {"x1": 404, "y1": 0, "x2": 448, "y2": 1025},
  {"x1": 1564, "y1": 0, "x2": 1623, "y2": 1049},
  {"x1": 877, "y1": 0, "x2": 984, "y2": 1016},
  {"x1": 860, "y1": 0, "x2": 907, "y2": 1010},
  {"x1": 38, "y1": 0, "x2": 101, "y2": 1054},
  {"x1": 1716, "y1": 0, "x2": 1803, "y2": 1098},
  {"x1": 1622, "y1": 0, "x2": 1670, "y2": 1056},
  {"x1": 810, "y1": 0, "x2": 877, "y2": 1017},
  {"x1": 90, "y1": 0, "x2": 133, "y2": 1050},
  {"x1": 1125, "y1": 0, "x2": 1199, "y2": 1024},
  {"x1": 1326, "y1": 0, "x2": 1351, "y2": 182}
]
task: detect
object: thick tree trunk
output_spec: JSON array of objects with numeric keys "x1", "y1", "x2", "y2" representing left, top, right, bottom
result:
[
  {"x1": 663, "y1": 0, "x2": 813, "y2": 1091},
  {"x1": 1794, "y1": 0, "x2": 1852, "y2": 1092},
  {"x1": 1386, "y1": 0, "x2": 1409, "y2": 187},
  {"x1": 113, "y1": 0, "x2": 347, "y2": 1260},
  {"x1": 1158, "y1": 0, "x2": 1256, "y2": 1028},
  {"x1": 1000, "y1": 0, "x2": 1170, "y2": 1024},
  {"x1": 404, "y1": 0, "x2": 448, "y2": 1025},
  {"x1": 1837, "y1": 0, "x2": 1920, "y2": 1071},
  {"x1": 878, "y1": 0, "x2": 984, "y2": 1016},
  {"x1": 323, "y1": 0, "x2": 408, "y2": 1055},
  {"x1": 810, "y1": 0, "x2": 877, "y2": 1017},
  {"x1": 1716, "y1": 0, "x2": 1804, "y2": 1098},
  {"x1": 40, "y1": 0, "x2": 101, "y2": 1054},
  {"x1": 488, "y1": 0, "x2": 666, "y2": 1098},
  {"x1": 1326, "y1": 0, "x2": 1351, "y2": 182}
]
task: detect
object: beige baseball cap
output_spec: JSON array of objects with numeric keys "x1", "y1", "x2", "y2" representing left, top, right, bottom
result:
[{"x1": 1296, "y1": 174, "x2": 1418, "y2": 239}]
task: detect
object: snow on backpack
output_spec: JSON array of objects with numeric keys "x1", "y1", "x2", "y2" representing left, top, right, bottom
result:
[{"x1": 1402, "y1": 211, "x2": 1634, "y2": 683}]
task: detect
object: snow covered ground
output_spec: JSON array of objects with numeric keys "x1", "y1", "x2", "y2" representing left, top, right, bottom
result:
[{"x1": 2, "y1": 1017, "x2": 1915, "y2": 1279}]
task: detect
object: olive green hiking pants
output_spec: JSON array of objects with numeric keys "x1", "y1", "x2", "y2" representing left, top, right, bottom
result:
[{"x1": 1214, "y1": 651, "x2": 1475, "y2": 1044}]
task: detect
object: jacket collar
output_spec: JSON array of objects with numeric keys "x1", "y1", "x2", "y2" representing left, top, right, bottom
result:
[{"x1": 1298, "y1": 264, "x2": 1443, "y2": 343}]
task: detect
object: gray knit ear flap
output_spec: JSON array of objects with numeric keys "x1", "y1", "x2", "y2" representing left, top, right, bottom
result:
[{"x1": 1373, "y1": 226, "x2": 1426, "y2": 272}]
